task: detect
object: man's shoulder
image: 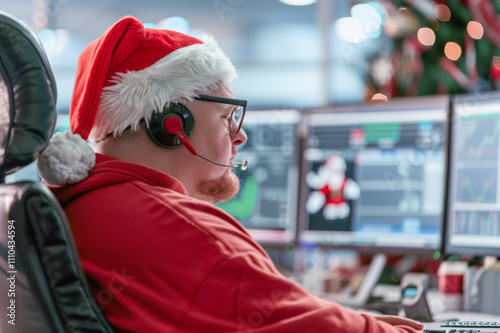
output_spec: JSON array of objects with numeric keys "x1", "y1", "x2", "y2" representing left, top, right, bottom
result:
[
  {"x1": 133, "y1": 182, "x2": 265, "y2": 255},
  {"x1": 66, "y1": 179, "x2": 262, "y2": 256},
  {"x1": 68, "y1": 176, "x2": 181, "y2": 205}
]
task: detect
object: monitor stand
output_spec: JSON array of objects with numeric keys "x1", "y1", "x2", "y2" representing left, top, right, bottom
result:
[{"x1": 330, "y1": 253, "x2": 387, "y2": 308}]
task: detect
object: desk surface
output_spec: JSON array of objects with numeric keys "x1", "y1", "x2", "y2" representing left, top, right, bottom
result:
[{"x1": 322, "y1": 284, "x2": 500, "y2": 331}]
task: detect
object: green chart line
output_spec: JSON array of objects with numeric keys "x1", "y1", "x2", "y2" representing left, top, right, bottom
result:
[
  {"x1": 467, "y1": 120, "x2": 499, "y2": 159},
  {"x1": 463, "y1": 176, "x2": 495, "y2": 202},
  {"x1": 217, "y1": 176, "x2": 258, "y2": 220}
]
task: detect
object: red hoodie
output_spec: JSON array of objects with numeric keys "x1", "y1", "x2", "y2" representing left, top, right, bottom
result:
[{"x1": 48, "y1": 153, "x2": 421, "y2": 333}]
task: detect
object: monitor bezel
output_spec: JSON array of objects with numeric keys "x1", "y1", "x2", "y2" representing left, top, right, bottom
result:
[
  {"x1": 297, "y1": 95, "x2": 451, "y2": 255},
  {"x1": 227, "y1": 108, "x2": 304, "y2": 246},
  {"x1": 443, "y1": 91, "x2": 500, "y2": 257}
]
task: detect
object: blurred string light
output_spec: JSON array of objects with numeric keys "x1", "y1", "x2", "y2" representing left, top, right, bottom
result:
[
  {"x1": 417, "y1": 27, "x2": 436, "y2": 46},
  {"x1": 335, "y1": 2, "x2": 387, "y2": 43},
  {"x1": 371, "y1": 93, "x2": 388, "y2": 102},
  {"x1": 335, "y1": 17, "x2": 367, "y2": 43},
  {"x1": 384, "y1": 7, "x2": 421, "y2": 38},
  {"x1": 157, "y1": 17, "x2": 190, "y2": 34},
  {"x1": 434, "y1": 4, "x2": 451, "y2": 21},
  {"x1": 352, "y1": 2, "x2": 385, "y2": 39},
  {"x1": 444, "y1": 42, "x2": 462, "y2": 61},
  {"x1": 371, "y1": 56, "x2": 394, "y2": 86},
  {"x1": 279, "y1": 0, "x2": 317, "y2": 5},
  {"x1": 467, "y1": 21, "x2": 484, "y2": 40}
]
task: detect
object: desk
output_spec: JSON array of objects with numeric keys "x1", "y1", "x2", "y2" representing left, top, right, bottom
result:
[{"x1": 322, "y1": 284, "x2": 500, "y2": 331}]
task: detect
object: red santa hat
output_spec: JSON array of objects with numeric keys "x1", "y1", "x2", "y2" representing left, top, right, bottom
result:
[
  {"x1": 37, "y1": 16, "x2": 237, "y2": 185},
  {"x1": 323, "y1": 154, "x2": 347, "y2": 171}
]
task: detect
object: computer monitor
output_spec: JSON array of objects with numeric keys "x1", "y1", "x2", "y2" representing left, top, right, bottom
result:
[
  {"x1": 444, "y1": 92, "x2": 500, "y2": 256},
  {"x1": 299, "y1": 96, "x2": 449, "y2": 254},
  {"x1": 217, "y1": 109, "x2": 302, "y2": 245}
]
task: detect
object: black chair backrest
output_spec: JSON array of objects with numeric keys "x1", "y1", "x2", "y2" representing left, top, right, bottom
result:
[{"x1": 0, "y1": 12, "x2": 114, "y2": 333}]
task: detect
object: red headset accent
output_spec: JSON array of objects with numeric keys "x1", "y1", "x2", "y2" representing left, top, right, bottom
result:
[{"x1": 164, "y1": 117, "x2": 197, "y2": 156}]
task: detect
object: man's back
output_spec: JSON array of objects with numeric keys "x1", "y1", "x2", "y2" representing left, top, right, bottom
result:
[
  {"x1": 47, "y1": 153, "x2": 420, "y2": 333},
  {"x1": 40, "y1": 16, "x2": 422, "y2": 333}
]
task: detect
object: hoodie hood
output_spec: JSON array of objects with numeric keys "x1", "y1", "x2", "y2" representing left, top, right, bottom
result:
[{"x1": 46, "y1": 153, "x2": 187, "y2": 206}]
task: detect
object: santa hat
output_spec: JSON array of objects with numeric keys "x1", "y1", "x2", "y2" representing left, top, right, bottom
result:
[
  {"x1": 322, "y1": 154, "x2": 346, "y2": 171},
  {"x1": 37, "y1": 16, "x2": 237, "y2": 185}
]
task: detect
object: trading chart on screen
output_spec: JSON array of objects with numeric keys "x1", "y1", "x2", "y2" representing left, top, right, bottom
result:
[{"x1": 217, "y1": 109, "x2": 301, "y2": 244}]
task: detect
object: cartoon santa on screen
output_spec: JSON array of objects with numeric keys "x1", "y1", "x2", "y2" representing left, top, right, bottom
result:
[{"x1": 306, "y1": 154, "x2": 360, "y2": 220}]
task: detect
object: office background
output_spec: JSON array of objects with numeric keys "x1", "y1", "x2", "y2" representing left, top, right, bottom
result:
[
  {"x1": 4, "y1": 0, "x2": 500, "y2": 305},
  {"x1": 3, "y1": 0, "x2": 497, "y2": 112}
]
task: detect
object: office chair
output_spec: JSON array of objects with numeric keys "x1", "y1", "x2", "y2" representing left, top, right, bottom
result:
[{"x1": 0, "y1": 12, "x2": 114, "y2": 333}]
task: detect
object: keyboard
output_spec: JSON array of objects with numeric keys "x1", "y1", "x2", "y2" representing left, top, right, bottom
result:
[
  {"x1": 441, "y1": 321, "x2": 500, "y2": 328},
  {"x1": 421, "y1": 321, "x2": 500, "y2": 332}
]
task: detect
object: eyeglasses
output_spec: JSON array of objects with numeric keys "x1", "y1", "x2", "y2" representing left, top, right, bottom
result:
[{"x1": 195, "y1": 95, "x2": 247, "y2": 134}]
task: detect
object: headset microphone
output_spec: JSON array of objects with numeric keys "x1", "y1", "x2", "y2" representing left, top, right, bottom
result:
[
  {"x1": 164, "y1": 117, "x2": 248, "y2": 171},
  {"x1": 197, "y1": 155, "x2": 248, "y2": 170}
]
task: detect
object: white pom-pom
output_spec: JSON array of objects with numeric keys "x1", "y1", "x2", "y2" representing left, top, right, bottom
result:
[{"x1": 37, "y1": 130, "x2": 96, "y2": 185}]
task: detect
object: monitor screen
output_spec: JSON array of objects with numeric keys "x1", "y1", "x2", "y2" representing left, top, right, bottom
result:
[
  {"x1": 445, "y1": 92, "x2": 500, "y2": 256},
  {"x1": 299, "y1": 96, "x2": 449, "y2": 253},
  {"x1": 217, "y1": 109, "x2": 301, "y2": 244}
]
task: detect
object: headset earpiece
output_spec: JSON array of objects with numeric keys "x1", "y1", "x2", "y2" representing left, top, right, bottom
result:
[
  {"x1": 146, "y1": 102, "x2": 195, "y2": 149},
  {"x1": 146, "y1": 101, "x2": 247, "y2": 169}
]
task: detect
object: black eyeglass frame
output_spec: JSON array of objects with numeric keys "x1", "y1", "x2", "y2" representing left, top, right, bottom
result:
[{"x1": 195, "y1": 95, "x2": 247, "y2": 134}]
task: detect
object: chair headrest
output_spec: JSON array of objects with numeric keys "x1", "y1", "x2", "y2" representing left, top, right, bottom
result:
[{"x1": 0, "y1": 12, "x2": 57, "y2": 176}]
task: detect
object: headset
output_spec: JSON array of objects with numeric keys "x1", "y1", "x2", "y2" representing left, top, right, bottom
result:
[
  {"x1": 146, "y1": 102, "x2": 195, "y2": 150},
  {"x1": 145, "y1": 102, "x2": 248, "y2": 170}
]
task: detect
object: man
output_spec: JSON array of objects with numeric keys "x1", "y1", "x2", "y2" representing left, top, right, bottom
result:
[{"x1": 38, "y1": 16, "x2": 424, "y2": 332}]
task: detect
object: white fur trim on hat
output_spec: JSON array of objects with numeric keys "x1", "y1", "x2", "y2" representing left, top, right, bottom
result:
[
  {"x1": 88, "y1": 35, "x2": 237, "y2": 141},
  {"x1": 37, "y1": 130, "x2": 96, "y2": 185}
]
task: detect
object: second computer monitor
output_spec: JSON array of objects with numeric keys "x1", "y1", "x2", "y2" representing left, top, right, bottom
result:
[
  {"x1": 445, "y1": 92, "x2": 500, "y2": 256},
  {"x1": 299, "y1": 96, "x2": 449, "y2": 253},
  {"x1": 217, "y1": 109, "x2": 301, "y2": 245}
]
